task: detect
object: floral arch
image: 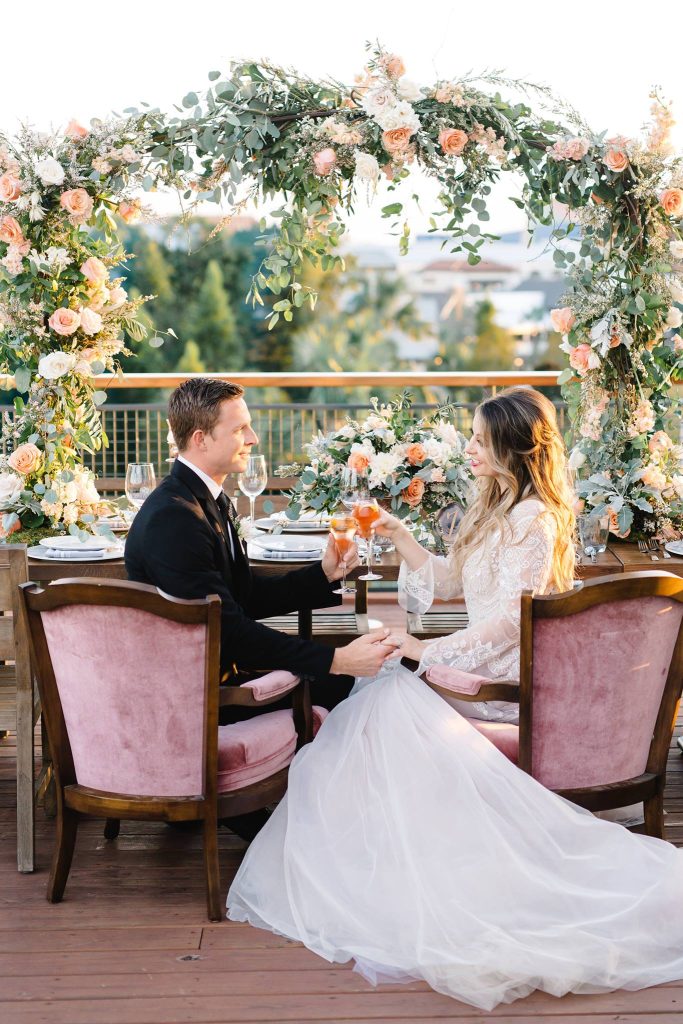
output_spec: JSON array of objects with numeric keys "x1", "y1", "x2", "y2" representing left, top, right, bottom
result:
[{"x1": 0, "y1": 44, "x2": 682, "y2": 541}]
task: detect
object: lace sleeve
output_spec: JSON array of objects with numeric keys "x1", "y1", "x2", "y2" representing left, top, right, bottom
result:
[
  {"x1": 398, "y1": 550, "x2": 464, "y2": 615},
  {"x1": 417, "y1": 511, "x2": 555, "y2": 675}
]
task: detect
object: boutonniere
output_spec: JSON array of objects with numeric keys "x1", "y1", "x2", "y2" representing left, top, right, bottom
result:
[{"x1": 236, "y1": 516, "x2": 258, "y2": 543}]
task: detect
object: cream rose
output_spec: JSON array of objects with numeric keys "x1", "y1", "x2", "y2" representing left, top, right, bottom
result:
[
  {"x1": 107, "y1": 285, "x2": 127, "y2": 308},
  {"x1": 8, "y1": 442, "x2": 41, "y2": 475},
  {"x1": 396, "y1": 79, "x2": 423, "y2": 102},
  {"x1": 0, "y1": 173, "x2": 21, "y2": 202},
  {"x1": 354, "y1": 151, "x2": 380, "y2": 183},
  {"x1": 313, "y1": 148, "x2": 337, "y2": 176},
  {"x1": 0, "y1": 471, "x2": 23, "y2": 507},
  {"x1": 604, "y1": 149, "x2": 628, "y2": 173},
  {"x1": 79, "y1": 306, "x2": 103, "y2": 335},
  {"x1": 661, "y1": 189, "x2": 683, "y2": 218},
  {"x1": 48, "y1": 307, "x2": 81, "y2": 336},
  {"x1": 550, "y1": 307, "x2": 576, "y2": 335},
  {"x1": 439, "y1": 128, "x2": 468, "y2": 156},
  {"x1": 35, "y1": 158, "x2": 65, "y2": 186},
  {"x1": 670, "y1": 241, "x2": 683, "y2": 261},
  {"x1": 38, "y1": 350, "x2": 77, "y2": 379},
  {"x1": 59, "y1": 188, "x2": 94, "y2": 224},
  {"x1": 0, "y1": 215, "x2": 24, "y2": 245},
  {"x1": 665, "y1": 307, "x2": 683, "y2": 330},
  {"x1": 80, "y1": 256, "x2": 108, "y2": 284}
]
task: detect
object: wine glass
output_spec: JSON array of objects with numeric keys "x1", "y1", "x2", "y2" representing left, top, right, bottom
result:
[
  {"x1": 238, "y1": 454, "x2": 268, "y2": 524},
  {"x1": 125, "y1": 463, "x2": 156, "y2": 513},
  {"x1": 330, "y1": 513, "x2": 358, "y2": 595},
  {"x1": 578, "y1": 513, "x2": 608, "y2": 563},
  {"x1": 339, "y1": 466, "x2": 361, "y2": 510},
  {"x1": 352, "y1": 496, "x2": 383, "y2": 582}
]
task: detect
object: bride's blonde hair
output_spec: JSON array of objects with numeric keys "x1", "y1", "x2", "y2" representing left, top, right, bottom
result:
[{"x1": 451, "y1": 387, "x2": 575, "y2": 592}]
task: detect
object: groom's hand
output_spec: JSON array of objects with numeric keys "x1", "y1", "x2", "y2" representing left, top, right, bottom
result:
[
  {"x1": 331, "y1": 630, "x2": 395, "y2": 676},
  {"x1": 321, "y1": 534, "x2": 360, "y2": 582}
]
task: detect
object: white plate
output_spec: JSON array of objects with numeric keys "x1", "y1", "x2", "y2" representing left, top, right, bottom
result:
[
  {"x1": 251, "y1": 535, "x2": 325, "y2": 554},
  {"x1": 254, "y1": 516, "x2": 330, "y2": 534},
  {"x1": 665, "y1": 541, "x2": 683, "y2": 556},
  {"x1": 28, "y1": 545, "x2": 124, "y2": 562},
  {"x1": 40, "y1": 535, "x2": 115, "y2": 551},
  {"x1": 247, "y1": 539, "x2": 323, "y2": 563}
]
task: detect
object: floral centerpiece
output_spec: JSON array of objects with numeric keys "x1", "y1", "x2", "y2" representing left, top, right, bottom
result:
[{"x1": 279, "y1": 393, "x2": 472, "y2": 543}]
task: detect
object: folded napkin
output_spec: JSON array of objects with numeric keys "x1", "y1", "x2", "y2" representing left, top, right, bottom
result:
[
  {"x1": 40, "y1": 547, "x2": 113, "y2": 560},
  {"x1": 257, "y1": 548, "x2": 320, "y2": 560}
]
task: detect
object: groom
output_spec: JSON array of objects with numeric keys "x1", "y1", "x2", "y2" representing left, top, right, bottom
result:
[{"x1": 125, "y1": 377, "x2": 393, "y2": 717}]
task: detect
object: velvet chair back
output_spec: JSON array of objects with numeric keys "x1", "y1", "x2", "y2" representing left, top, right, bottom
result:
[{"x1": 528, "y1": 588, "x2": 683, "y2": 790}]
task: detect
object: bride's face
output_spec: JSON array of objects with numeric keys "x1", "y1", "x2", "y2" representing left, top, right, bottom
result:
[{"x1": 466, "y1": 412, "x2": 497, "y2": 479}]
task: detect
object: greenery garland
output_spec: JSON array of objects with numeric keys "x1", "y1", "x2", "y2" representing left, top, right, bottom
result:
[{"x1": 0, "y1": 43, "x2": 681, "y2": 540}]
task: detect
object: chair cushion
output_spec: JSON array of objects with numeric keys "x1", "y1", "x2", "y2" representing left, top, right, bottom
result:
[
  {"x1": 470, "y1": 720, "x2": 519, "y2": 764},
  {"x1": 239, "y1": 670, "x2": 299, "y2": 701},
  {"x1": 426, "y1": 665, "x2": 490, "y2": 694},
  {"x1": 217, "y1": 706, "x2": 328, "y2": 792}
]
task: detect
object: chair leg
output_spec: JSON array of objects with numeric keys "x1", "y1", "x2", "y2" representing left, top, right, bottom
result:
[
  {"x1": 644, "y1": 791, "x2": 665, "y2": 839},
  {"x1": 16, "y1": 684, "x2": 35, "y2": 873},
  {"x1": 47, "y1": 806, "x2": 79, "y2": 903},
  {"x1": 203, "y1": 812, "x2": 222, "y2": 922},
  {"x1": 103, "y1": 818, "x2": 120, "y2": 841}
]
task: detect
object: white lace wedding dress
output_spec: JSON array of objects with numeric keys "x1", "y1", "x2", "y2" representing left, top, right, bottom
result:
[{"x1": 227, "y1": 500, "x2": 683, "y2": 1010}]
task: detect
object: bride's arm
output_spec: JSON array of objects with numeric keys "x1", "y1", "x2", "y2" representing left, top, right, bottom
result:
[{"x1": 375, "y1": 508, "x2": 464, "y2": 607}]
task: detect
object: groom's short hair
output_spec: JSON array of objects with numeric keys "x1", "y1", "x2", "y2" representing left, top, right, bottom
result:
[{"x1": 168, "y1": 377, "x2": 245, "y2": 451}]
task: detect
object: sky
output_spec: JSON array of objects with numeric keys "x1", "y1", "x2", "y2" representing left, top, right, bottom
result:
[{"x1": 3, "y1": 0, "x2": 683, "y2": 242}]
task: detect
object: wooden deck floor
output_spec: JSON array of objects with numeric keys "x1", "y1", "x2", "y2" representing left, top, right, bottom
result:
[{"x1": 4, "y1": 628, "x2": 683, "y2": 1022}]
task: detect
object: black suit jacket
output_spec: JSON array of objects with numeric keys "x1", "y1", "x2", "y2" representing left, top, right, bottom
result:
[{"x1": 124, "y1": 460, "x2": 341, "y2": 679}]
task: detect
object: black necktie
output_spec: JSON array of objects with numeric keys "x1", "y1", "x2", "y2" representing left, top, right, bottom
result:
[{"x1": 216, "y1": 491, "x2": 238, "y2": 531}]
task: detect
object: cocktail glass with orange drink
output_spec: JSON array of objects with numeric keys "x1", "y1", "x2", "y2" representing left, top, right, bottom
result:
[
  {"x1": 330, "y1": 514, "x2": 358, "y2": 595},
  {"x1": 352, "y1": 498, "x2": 383, "y2": 582}
]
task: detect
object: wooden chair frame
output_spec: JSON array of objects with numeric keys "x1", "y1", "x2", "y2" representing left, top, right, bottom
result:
[
  {"x1": 20, "y1": 577, "x2": 315, "y2": 920},
  {"x1": 425, "y1": 571, "x2": 683, "y2": 838}
]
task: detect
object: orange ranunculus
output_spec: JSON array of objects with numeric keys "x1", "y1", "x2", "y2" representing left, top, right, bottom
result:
[
  {"x1": 661, "y1": 189, "x2": 683, "y2": 218},
  {"x1": 348, "y1": 452, "x2": 370, "y2": 473},
  {"x1": 405, "y1": 442, "x2": 426, "y2": 466},
  {"x1": 403, "y1": 477, "x2": 425, "y2": 508}
]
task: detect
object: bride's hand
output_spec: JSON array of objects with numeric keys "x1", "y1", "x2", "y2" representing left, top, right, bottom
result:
[
  {"x1": 382, "y1": 631, "x2": 426, "y2": 662},
  {"x1": 374, "y1": 507, "x2": 405, "y2": 538}
]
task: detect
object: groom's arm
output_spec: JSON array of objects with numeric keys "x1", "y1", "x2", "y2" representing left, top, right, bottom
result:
[
  {"x1": 135, "y1": 504, "x2": 336, "y2": 677},
  {"x1": 245, "y1": 563, "x2": 342, "y2": 620}
]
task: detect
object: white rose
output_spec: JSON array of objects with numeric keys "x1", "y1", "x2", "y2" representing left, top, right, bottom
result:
[
  {"x1": 375, "y1": 101, "x2": 421, "y2": 133},
  {"x1": 79, "y1": 307, "x2": 103, "y2": 335},
  {"x1": 669, "y1": 279, "x2": 683, "y2": 304},
  {"x1": 60, "y1": 481, "x2": 78, "y2": 504},
  {"x1": 35, "y1": 158, "x2": 65, "y2": 186},
  {"x1": 354, "y1": 151, "x2": 380, "y2": 184},
  {"x1": 568, "y1": 448, "x2": 586, "y2": 470},
  {"x1": 670, "y1": 241, "x2": 683, "y2": 260},
  {"x1": 74, "y1": 469, "x2": 99, "y2": 505},
  {"x1": 396, "y1": 79, "x2": 423, "y2": 102},
  {"x1": 361, "y1": 87, "x2": 396, "y2": 121},
  {"x1": 422, "y1": 437, "x2": 449, "y2": 467},
  {"x1": 38, "y1": 350, "x2": 76, "y2": 380},
  {"x1": 433, "y1": 421, "x2": 461, "y2": 447},
  {"x1": 665, "y1": 307, "x2": 683, "y2": 329},
  {"x1": 336, "y1": 424, "x2": 357, "y2": 439},
  {"x1": 0, "y1": 470, "x2": 23, "y2": 507},
  {"x1": 368, "y1": 450, "x2": 402, "y2": 486},
  {"x1": 673, "y1": 474, "x2": 683, "y2": 499}
]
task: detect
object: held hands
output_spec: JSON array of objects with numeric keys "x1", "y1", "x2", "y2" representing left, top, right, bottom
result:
[
  {"x1": 331, "y1": 630, "x2": 404, "y2": 676},
  {"x1": 321, "y1": 533, "x2": 360, "y2": 582},
  {"x1": 381, "y1": 630, "x2": 426, "y2": 663}
]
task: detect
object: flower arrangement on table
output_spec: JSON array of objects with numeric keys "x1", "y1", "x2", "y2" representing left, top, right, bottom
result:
[{"x1": 278, "y1": 393, "x2": 473, "y2": 544}]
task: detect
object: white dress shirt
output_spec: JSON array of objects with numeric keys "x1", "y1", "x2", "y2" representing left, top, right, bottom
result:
[{"x1": 176, "y1": 455, "x2": 235, "y2": 558}]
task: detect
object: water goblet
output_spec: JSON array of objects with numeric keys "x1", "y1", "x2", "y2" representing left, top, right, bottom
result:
[
  {"x1": 238, "y1": 455, "x2": 268, "y2": 524},
  {"x1": 125, "y1": 463, "x2": 156, "y2": 513},
  {"x1": 339, "y1": 466, "x2": 361, "y2": 511},
  {"x1": 578, "y1": 513, "x2": 608, "y2": 564},
  {"x1": 329, "y1": 513, "x2": 358, "y2": 596}
]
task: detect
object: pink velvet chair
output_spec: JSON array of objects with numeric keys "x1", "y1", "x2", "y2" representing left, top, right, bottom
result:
[
  {"x1": 425, "y1": 571, "x2": 683, "y2": 838},
  {"x1": 19, "y1": 578, "x2": 327, "y2": 920}
]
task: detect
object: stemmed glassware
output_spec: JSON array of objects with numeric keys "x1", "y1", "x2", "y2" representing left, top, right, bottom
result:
[
  {"x1": 339, "y1": 466, "x2": 361, "y2": 511},
  {"x1": 352, "y1": 490, "x2": 383, "y2": 582},
  {"x1": 329, "y1": 513, "x2": 358, "y2": 595},
  {"x1": 238, "y1": 455, "x2": 268, "y2": 524},
  {"x1": 577, "y1": 513, "x2": 608, "y2": 563},
  {"x1": 125, "y1": 463, "x2": 156, "y2": 513}
]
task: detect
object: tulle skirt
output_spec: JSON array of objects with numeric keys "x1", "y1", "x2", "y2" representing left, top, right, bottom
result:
[{"x1": 227, "y1": 666, "x2": 683, "y2": 1011}]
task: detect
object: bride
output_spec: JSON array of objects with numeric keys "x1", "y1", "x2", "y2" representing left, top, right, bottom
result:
[{"x1": 227, "y1": 386, "x2": 683, "y2": 1011}]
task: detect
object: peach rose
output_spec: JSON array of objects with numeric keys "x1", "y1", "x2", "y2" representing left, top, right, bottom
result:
[
  {"x1": 8, "y1": 442, "x2": 41, "y2": 475},
  {"x1": 65, "y1": 119, "x2": 89, "y2": 140},
  {"x1": 382, "y1": 127, "x2": 413, "y2": 155},
  {"x1": 79, "y1": 306, "x2": 103, "y2": 335},
  {"x1": 569, "y1": 344, "x2": 593, "y2": 376},
  {"x1": 564, "y1": 137, "x2": 590, "y2": 160},
  {"x1": 0, "y1": 518, "x2": 21, "y2": 540},
  {"x1": 661, "y1": 189, "x2": 683, "y2": 218},
  {"x1": 348, "y1": 452, "x2": 370, "y2": 473},
  {"x1": 649, "y1": 430, "x2": 674, "y2": 455},
  {"x1": 107, "y1": 285, "x2": 127, "y2": 308},
  {"x1": 48, "y1": 307, "x2": 81, "y2": 336},
  {"x1": 60, "y1": 188, "x2": 94, "y2": 224},
  {"x1": 403, "y1": 476, "x2": 425, "y2": 508},
  {"x1": 118, "y1": 199, "x2": 141, "y2": 224},
  {"x1": 80, "y1": 256, "x2": 108, "y2": 284},
  {"x1": 382, "y1": 163, "x2": 395, "y2": 181},
  {"x1": 313, "y1": 148, "x2": 337, "y2": 176},
  {"x1": 405, "y1": 443, "x2": 426, "y2": 466},
  {"x1": 438, "y1": 128, "x2": 468, "y2": 156},
  {"x1": 607, "y1": 507, "x2": 630, "y2": 539},
  {"x1": 0, "y1": 215, "x2": 24, "y2": 245},
  {"x1": 381, "y1": 54, "x2": 405, "y2": 79},
  {"x1": 0, "y1": 173, "x2": 21, "y2": 202},
  {"x1": 550, "y1": 307, "x2": 576, "y2": 335},
  {"x1": 604, "y1": 149, "x2": 628, "y2": 173}
]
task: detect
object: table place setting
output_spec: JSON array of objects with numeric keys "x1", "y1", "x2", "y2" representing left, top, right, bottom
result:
[
  {"x1": 247, "y1": 534, "x2": 326, "y2": 563},
  {"x1": 28, "y1": 535, "x2": 125, "y2": 562},
  {"x1": 252, "y1": 511, "x2": 331, "y2": 534}
]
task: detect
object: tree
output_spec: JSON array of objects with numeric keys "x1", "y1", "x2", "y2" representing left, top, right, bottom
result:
[
  {"x1": 176, "y1": 340, "x2": 206, "y2": 374},
  {"x1": 189, "y1": 259, "x2": 240, "y2": 371},
  {"x1": 466, "y1": 300, "x2": 516, "y2": 371}
]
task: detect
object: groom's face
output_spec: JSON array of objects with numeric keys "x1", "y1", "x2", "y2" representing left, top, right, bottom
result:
[{"x1": 204, "y1": 397, "x2": 259, "y2": 475}]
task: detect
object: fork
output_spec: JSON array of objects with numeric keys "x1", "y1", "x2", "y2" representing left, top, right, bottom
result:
[
  {"x1": 649, "y1": 538, "x2": 671, "y2": 560},
  {"x1": 638, "y1": 539, "x2": 658, "y2": 561}
]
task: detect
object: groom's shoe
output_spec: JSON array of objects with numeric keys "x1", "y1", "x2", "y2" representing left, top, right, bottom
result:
[{"x1": 218, "y1": 809, "x2": 270, "y2": 842}]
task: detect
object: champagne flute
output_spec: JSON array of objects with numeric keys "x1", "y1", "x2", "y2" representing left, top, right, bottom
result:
[
  {"x1": 330, "y1": 513, "x2": 358, "y2": 595},
  {"x1": 238, "y1": 454, "x2": 268, "y2": 524},
  {"x1": 125, "y1": 463, "x2": 156, "y2": 513},
  {"x1": 352, "y1": 496, "x2": 383, "y2": 581}
]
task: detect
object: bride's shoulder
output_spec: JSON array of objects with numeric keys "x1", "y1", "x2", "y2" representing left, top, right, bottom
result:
[{"x1": 507, "y1": 498, "x2": 556, "y2": 538}]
